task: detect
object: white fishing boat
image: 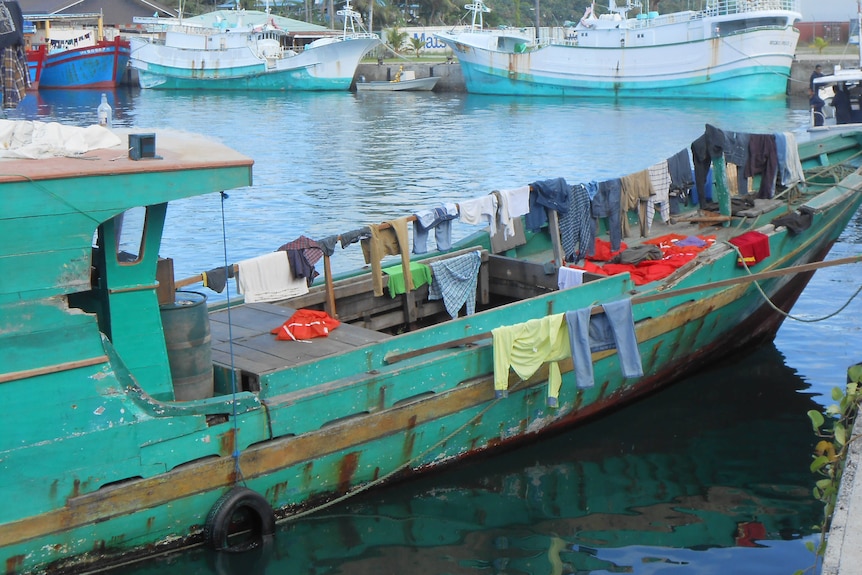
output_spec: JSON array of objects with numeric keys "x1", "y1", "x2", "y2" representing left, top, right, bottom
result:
[
  {"x1": 808, "y1": 1, "x2": 862, "y2": 133},
  {"x1": 129, "y1": 0, "x2": 380, "y2": 91},
  {"x1": 356, "y1": 69, "x2": 439, "y2": 91},
  {"x1": 435, "y1": 0, "x2": 801, "y2": 99}
]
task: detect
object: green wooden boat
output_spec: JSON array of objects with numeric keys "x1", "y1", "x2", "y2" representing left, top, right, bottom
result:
[{"x1": 1, "y1": 124, "x2": 860, "y2": 574}]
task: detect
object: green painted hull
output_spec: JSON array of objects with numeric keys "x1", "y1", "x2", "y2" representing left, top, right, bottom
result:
[
  {"x1": 1, "y1": 126, "x2": 861, "y2": 573},
  {"x1": 112, "y1": 346, "x2": 823, "y2": 573}
]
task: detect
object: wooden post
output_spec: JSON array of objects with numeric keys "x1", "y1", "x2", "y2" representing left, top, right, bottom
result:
[
  {"x1": 547, "y1": 209, "x2": 565, "y2": 265},
  {"x1": 323, "y1": 254, "x2": 337, "y2": 318}
]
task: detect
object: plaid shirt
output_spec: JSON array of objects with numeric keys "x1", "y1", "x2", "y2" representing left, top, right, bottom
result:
[{"x1": 428, "y1": 251, "x2": 482, "y2": 319}]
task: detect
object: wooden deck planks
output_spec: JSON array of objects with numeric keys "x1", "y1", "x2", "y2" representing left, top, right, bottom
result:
[{"x1": 209, "y1": 302, "x2": 389, "y2": 375}]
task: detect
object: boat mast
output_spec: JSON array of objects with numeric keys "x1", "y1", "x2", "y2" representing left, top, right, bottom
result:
[
  {"x1": 338, "y1": 0, "x2": 361, "y2": 37},
  {"x1": 466, "y1": 0, "x2": 490, "y2": 31},
  {"x1": 607, "y1": 0, "x2": 642, "y2": 17}
]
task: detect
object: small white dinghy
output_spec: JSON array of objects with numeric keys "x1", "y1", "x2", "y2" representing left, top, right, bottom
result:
[{"x1": 356, "y1": 68, "x2": 439, "y2": 91}]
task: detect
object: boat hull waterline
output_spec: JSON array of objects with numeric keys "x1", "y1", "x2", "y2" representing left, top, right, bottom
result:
[
  {"x1": 132, "y1": 36, "x2": 380, "y2": 91},
  {"x1": 436, "y1": 1, "x2": 801, "y2": 99},
  {"x1": 28, "y1": 38, "x2": 131, "y2": 89}
]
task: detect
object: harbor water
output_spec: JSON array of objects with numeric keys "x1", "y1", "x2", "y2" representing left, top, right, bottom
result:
[{"x1": 6, "y1": 89, "x2": 861, "y2": 574}]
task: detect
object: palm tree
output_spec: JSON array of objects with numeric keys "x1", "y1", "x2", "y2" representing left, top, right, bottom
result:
[
  {"x1": 810, "y1": 37, "x2": 829, "y2": 55},
  {"x1": 408, "y1": 36, "x2": 424, "y2": 58},
  {"x1": 385, "y1": 27, "x2": 408, "y2": 53}
]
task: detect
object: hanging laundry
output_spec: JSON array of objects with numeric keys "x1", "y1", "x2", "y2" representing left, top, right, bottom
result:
[
  {"x1": 459, "y1": 194, "x2": 499, "y2": 235},
  {"x1": 558, "y1": 183, "x2": 594, "y2": 262},
  {"x1": 646, "y1": 160, "x2": 671, "y2": 231},
  {"x1": 492, "y1": 312, "x2": 570, "y2": 406},
  {"x1": 236, "y1": 251, "x2": 308, "y2": 303},
  {"x1": 494, "y1": 186, "x2": 531, "y2": 240},
  {"x1": 413, "y1": 203, "x2": 458, "y2": 254},
  {"x1": 525, "y1": 177, "x2": 570, "y2": 232},
  {"x1": 428, "y1": 250, "x2": 482, "y2": 318},
  {"x1": 745, "y1": 133, "x2": 778, "y2": 199},
  {"x1": 667, "y1": 147, "x2": 694, "y2": 213},
  {"x1": 565, "y1": 299, "x2": 642, "y2": 389},
  {"x1": 202, "y1": 264, "x2": 235, "y2": 293},
  {"x1": 315, "y1": 234, "x2": 340, "y2": 257},
  {"x1": 339, "y1": 227, "x2": 371, "y2": 249},
  {"x1": 775, "y1": 132, "x2": 805, "y2": 187},
  {"x1": 271, "y1": 309, "x2": 340, "y2": 341},
  {"x1": 667, "y1": 147, "x2": 694, "y2": 193},
  {"x1": 691, "y1": 124, "x2": 726, "y2": 209},
  {"x1": 620, "y1": 170, "x2": 651, "y2": 238},
  {"x1": 591, "y1": 178, "x2": 623, "y2": 252},
  {"x1": 0, "y1": 1, "x2": 28, "y2": 109},
  {"x1": 278, "y1": 235, "x2": 323, "y2": 286},
  {"x1": 722, "y1": 130, "x2": 751, "y2": 196},
  {"x1": 361, "y1": 219, "x2": 412, "y2": 297}
]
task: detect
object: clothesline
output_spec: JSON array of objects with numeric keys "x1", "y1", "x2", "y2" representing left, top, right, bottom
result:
[{"x1": 174, "y1": 125, "x2": 789, "y2": 302}]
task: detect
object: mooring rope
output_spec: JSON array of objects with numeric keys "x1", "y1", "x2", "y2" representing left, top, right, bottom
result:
[
  {"x1": 728, "y1": 241, "x2": 862, "y2": 323},
  {"x1": 220, "y1": 191, "x2": 246, "y2": 486}
]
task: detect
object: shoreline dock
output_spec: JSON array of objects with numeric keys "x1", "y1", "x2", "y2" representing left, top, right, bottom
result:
[{"x1": 821, "y1": 362, "x2": 862, "y2": 575}]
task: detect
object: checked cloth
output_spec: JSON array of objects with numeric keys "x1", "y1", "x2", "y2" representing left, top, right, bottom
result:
[{"x1": 428, "y1": 251, "x2": 482, "y2": 319}]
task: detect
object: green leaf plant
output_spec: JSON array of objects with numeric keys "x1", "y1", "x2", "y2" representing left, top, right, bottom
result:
[{"x1": 795, "y1": 365, "x2": 862, "y2": 575}]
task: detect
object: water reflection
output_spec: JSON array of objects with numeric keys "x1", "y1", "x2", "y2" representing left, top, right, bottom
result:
[{"x1": 119, "y1": 344, "x2": 821, "y2": 575}]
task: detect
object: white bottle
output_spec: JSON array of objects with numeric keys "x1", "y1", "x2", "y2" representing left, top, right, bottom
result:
[{"x1": 97, "y1": 93, "x2": 112, "y2": 128}]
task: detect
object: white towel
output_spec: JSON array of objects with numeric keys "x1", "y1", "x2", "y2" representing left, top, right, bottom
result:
[
  {"x1": 503, "y1": 186, "x2": 530, "y2": 218},
  {"x1": 496, "y1": 186, "x2": 531, "y2": 240},
  {"x1": 782, "y1": 132, "x2": 805, "y2": 187},
  {"x1": 557, "y1": 266, "x2": 585, "y2": 290},
  {"x1": 459, "y1": 195, "x2": 499, "y2": 236},
  {"x1": 236, "y1": 251, "x2": 308, "y2": 303}
]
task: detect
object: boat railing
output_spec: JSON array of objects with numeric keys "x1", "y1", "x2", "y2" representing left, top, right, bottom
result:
[
  {"x1": 344, "y1": 32, "x2": 379, "y2": 40},
  {"x1": 695, "y1": 0, "x2": 799, "y2": 16},
  {"x1": 623, "y1": 0, "x2": 799, "y2": 30},
  {"x1": 628, "y1": 10, "x2": 698, "y2": 30}
]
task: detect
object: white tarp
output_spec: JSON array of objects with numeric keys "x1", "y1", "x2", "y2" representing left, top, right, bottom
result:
[{"x1": 0, "y1": 120, "x2": 122, "y2": 159}]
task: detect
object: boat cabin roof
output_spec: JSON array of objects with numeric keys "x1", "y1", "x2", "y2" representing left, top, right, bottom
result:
[
  {"x1": 0, "y1": 128, "x2": 253, "y2": 184},
  {"x1": 814, "y1": 69, "x2": 862, "y2": 86}
]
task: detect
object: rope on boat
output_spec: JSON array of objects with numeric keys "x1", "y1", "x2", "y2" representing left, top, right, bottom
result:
[
  {"x1": 220, "y1": 191, "x2": 246, "y2": 486},
  {"x1": 728, "y1": 242, "x2": 862, "y2": 323},
  {"x1": 279, "y1": 395, "x2": 505, "y2": 524}
]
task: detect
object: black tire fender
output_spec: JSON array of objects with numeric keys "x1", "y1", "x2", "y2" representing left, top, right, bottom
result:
[{"x1": 205, "y1": 486, "x2": 276, "y2": 552}]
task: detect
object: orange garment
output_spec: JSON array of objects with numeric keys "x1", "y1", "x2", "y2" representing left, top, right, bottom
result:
[
  {"x1": 574, "y1": 235, "x2": 715, "y2": 285},
  {"x1": 271, "y1": 309, "x2": 340, "y2": 341},
  {"x1": 587, "y1": 238, "x2": 628, "y2": 261}
]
